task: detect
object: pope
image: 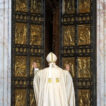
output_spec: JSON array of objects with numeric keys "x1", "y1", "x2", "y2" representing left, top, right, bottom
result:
[{"x1": 33, "y1": 52, "x2": 75, "y2": 106}]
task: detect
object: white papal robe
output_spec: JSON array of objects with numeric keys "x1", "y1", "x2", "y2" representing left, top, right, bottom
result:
[{"x1": 33, "y1": 65, "x2": 75, "y2": 106}]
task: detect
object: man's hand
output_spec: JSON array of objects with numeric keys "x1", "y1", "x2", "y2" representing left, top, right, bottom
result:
[
  {"x1": 65, "y1": 64, "x2": 70, "y2": 71},
  {"x1": 32, "y1": 62, "x2": 38, "y2": 69}
]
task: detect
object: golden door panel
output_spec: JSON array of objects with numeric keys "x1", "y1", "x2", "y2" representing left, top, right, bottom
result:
[
  {"x1": 30, "y1": 25, "x2": 42, "y2": 45},
  {"x1": 78, "y1": 57, "x2": 91, "y2": 78},
  {"x1": 15, "y1": 23, "x2": 27, "y2": 44},
  {"x1": 31, "y1": 0, "x2": 42, "y2": 13},
  {"x1": 78, "y1": 0, "x2": 90, "y2": 13},
  {"x1": 62, "y1": 57, "x2": 75, "y2": 78},
  {"x1": 30, "y1": 57, "x2": 42, "y2": 76},
  {"x1": 15, "y1": 89, "x2": 27, "y2": 106},
  {"x1": 64, "y1": 0, "x2": 75, "y2": 14},
  {"x1": 63, "y1": 26, "x2": 75, "y2": 46},
  {"x1": 16, "y1": 0, "x2": 27, "y2": 12},
  {"x1": 15, "y1": 56, "x2": 27, "y2": 77},
  {"x1": 30, "y1": 89, "x2": 36, "y2": 106},
  {"x1": 78, "y1": 90, "x2": 91, "y2": 106},
  {"x1": 78, "y1": 25, "x2": 90, "y2": 45}
]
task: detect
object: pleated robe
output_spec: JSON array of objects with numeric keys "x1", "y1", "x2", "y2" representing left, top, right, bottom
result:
[{"x1": 33, "y1": 65, "x2": 75, "y2": 106}]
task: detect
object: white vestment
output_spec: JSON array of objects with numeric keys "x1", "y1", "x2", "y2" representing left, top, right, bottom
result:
[
  {"x1": 33, "y1": 52, "x2": 75, "y2": 106},
  {"x1": 34, "y1": 68, "x2": 39, "y2": 75}
]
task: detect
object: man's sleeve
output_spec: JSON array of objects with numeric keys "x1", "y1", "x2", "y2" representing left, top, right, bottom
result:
[
  {"x1": 33, "y1": 72, "x2": 40, "y2": 105},
  {"x1": 65, "y1": 71, "x2": 75, "y2": 106}
]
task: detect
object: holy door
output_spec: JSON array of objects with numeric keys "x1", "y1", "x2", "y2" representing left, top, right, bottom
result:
[
  {"x1": 11, "y1": 0, "x2": 96, "y2": 106},
  {"x1": 11, "y1": 0, "x2": 45, "y2": 106},
  {"x1": 59, "y1": 0, "x2": 96, "y2": 106}
]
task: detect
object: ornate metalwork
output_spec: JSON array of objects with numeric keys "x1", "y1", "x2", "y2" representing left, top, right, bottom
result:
[
  {"x1": 15, "y1": 23, "x2": 27, "y2": 44},
  {"x1": 15, "y1": 56, "x2": 27, "y2": 77},
  {"x1": 12, "y1": 0, "x2": 45, "y2": 106},
  {"x1": 78, "y1": 25, "x2": 90, "y2": 45},
  {"x1": 63, "y1": 0, "x2": 75, "y2": 14},
  {"x1": 60, "y1": 0, "x2": 96, "y2": 106},
  {"x1": 78, "y1": 90, "x2": 91, "y2": 106},
  {"x1": 30, "y1": 25, "x2": 42, "y2": 45},
  {"x1": 78, "y1": 0, "x2": 90, "y2": 13},
  {"x1": 63, "y1": 26, "x2": 75, "y2": 46},
  {"x1": 16, "y1": 0, "x2": 27, "y2": 12},
  {"x1": 30, "y1": 89, "x2": 36, "y2": 106},
  {"x1": 63, "y1": 14, "x2": 91, "y2": 25},
  {"x1": 15, "y1": 89, "x2": 27, "y2": 106},
  {"x1": 31, "y1": 0, "x2": 42, "y2": 13},
  {"x1": 15, "y1": 80, "x2": 27, "y2": 87},
  {"x1": 78, "y1": 57, "x2": 91, "y2": 78}
]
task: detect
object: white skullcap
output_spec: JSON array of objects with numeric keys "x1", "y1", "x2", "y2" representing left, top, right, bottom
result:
[{"x1": 46, "y1": 52, "x2": 57, "y2": 63}]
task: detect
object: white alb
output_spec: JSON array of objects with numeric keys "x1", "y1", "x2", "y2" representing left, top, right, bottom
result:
[{"x1": 33, "y1": 52, "x2": 75, "y2": 106}]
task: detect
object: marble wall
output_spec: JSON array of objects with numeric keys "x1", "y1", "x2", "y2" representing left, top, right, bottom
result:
[
  {"x1": 97, "y1": 0, "x2": 106, "y2": 106},
  {"x1": 0, "y1": 0, "x2": 11, "y2": 106}
]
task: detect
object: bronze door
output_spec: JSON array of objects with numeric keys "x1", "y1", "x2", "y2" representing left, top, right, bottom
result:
[
  {"x1": 59, "y1": 0, "x2": 96, "y2": 106},
  {"x1": 11, "y1": 0, "x2": 45, "y2": 106}
]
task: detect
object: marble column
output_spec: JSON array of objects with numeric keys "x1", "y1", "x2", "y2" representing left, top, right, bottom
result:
[
  {"x1": 97, "y1": 0, "x2": 106, "y2": 106},
  {"x1": 0, "y1": 0, "x2": 11, "y2": 106}
]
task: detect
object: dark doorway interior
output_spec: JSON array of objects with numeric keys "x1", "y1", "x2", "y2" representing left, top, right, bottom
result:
[{"x1": 45, "y1": 0, "x2": 59, "y2": 65}]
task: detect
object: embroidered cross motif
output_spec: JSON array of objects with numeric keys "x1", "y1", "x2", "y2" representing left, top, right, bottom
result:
[
  {"x1": 56, "y1": 78, "x2": 59, "y2": 83},
  {"x1": 48, "y1": 78, "x2": 52, "y2": 83},
  {"x1": 48, "y1": 78, "x2": 60, "y2": 83}
]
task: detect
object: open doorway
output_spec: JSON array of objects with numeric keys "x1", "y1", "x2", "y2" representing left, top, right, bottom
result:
[{"x1": 45, "y1": 0, "x2": 60, "y2": 65}]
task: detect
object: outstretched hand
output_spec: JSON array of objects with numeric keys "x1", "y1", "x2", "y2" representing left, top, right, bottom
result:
[
  {"x1": 65, "y1": 64, "x2": 70, "y2": 71},
  {"x1": 32, "y1": 62, "x2": 38, "y2": 69}
]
